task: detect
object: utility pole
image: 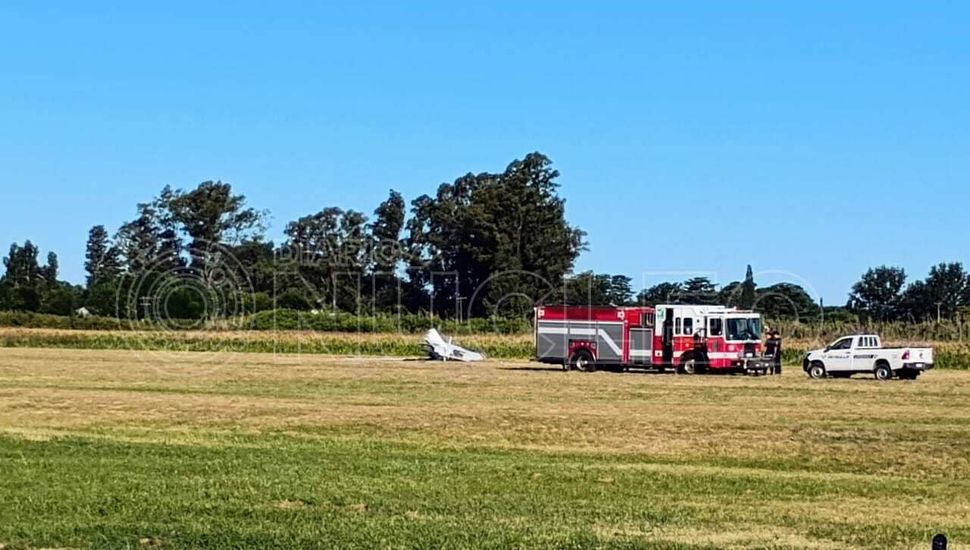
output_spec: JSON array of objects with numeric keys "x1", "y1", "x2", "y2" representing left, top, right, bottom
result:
[
  {"x1": 456, "y1": 296, "x2": 466, "y2": 325},
  {"x1": 937, "y1": 302, "x2": 943, "y2": 323},
  {"x1": 139, "y1": 296, "x2": 153, "y2": 321},
  {"x1": 819, "y1": 297, "x2": 824, "y2": 335}
]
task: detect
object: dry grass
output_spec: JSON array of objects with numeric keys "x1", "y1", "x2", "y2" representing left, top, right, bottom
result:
[
  {"x1": 1, "y1": 348, "x2": 969, "y2": 549},
  {"x1": 2, "y1": 348, "x2": 969, "y2": 474}
]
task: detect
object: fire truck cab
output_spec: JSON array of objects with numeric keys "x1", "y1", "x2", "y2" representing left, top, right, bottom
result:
[{"x1": 534, "y1": 304, "x2": 772, "y2": 374}]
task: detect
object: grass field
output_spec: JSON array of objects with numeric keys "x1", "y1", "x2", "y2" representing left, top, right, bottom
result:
[{"x1": 1, "y1": 348, "x2": 969, "y2": 549}]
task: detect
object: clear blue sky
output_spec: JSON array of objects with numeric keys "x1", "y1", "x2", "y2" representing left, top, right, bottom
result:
[{"x1": 2, "y1": 2, "x2": 967, "y2": 303}]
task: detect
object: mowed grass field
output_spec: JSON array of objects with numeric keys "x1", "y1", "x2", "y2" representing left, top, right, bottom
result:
[{"x1": 0, "y1": 349, "x2": 968, "y2": 549}]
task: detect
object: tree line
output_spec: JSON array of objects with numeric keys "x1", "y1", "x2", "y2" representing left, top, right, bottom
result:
[
  {"x1": 561, "y1": 266, "x2": 822, "y2": 320},
  {"x1": 1, "y1": 152, "x2": 967, "y2": 324},
  {"x1": 847, "y1": 264, "x2": 970, "y2": 322},
  {"x1": 1, "y1": 153, "x2": 584, "y2": 320}
]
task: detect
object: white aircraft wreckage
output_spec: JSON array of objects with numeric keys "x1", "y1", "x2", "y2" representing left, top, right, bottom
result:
[{"x1": 422, "y1": 329, "x2": 486, "y2": 362}]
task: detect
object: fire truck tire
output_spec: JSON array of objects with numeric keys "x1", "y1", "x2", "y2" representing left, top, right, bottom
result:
[
  {"x1": 681, "y1": 359, "x2": 699, "y2": 375},
  {"x1": 569, "y1": 350, "x2": 596, "y2": 372},
  {"x1": 807, "y1": 361, "x2": 826, "y2": 379}
]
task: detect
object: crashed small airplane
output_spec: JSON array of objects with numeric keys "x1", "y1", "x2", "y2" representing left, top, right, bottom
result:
[{"x1": 422, "y1": 329, "x2": 486, "y2": 362}]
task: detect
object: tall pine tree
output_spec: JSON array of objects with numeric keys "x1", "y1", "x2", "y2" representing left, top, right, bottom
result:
[{"x1": 740, "y1": 265, "x2": 756, "y2": 309}]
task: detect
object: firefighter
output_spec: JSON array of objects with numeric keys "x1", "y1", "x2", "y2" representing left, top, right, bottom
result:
[{"x1": 765, "y1": 330, "x2": 782, "y2": 374}]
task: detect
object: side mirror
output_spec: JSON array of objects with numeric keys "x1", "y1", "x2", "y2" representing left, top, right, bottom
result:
[{"x1": 824, "y1": 346, "x2": 831, "y2": 353}]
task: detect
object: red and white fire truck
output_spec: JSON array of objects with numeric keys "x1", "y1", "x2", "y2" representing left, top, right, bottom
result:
[{"x1": 534, "y1": 304, "x2": 773, "y2": 374}]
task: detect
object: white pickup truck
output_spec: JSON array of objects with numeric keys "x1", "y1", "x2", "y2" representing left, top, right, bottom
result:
[{"x1": 803, "y1": 334, "x2": 934, "y2": 380}]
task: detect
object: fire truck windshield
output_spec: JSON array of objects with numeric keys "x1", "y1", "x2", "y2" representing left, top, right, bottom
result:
[{"x1": 726, "y1": 317, "x2": 762, "y2": 341}]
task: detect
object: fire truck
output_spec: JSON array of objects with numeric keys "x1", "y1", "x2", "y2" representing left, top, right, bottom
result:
[{"x1": 533, "y1": 304, "x2": 773, "y2": 374}]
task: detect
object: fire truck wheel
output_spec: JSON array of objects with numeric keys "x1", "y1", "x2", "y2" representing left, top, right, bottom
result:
[
  {"x1": 569, "y1": 350, "x2": 596, "y2": 372},
  {"x1": 681, "y1": 359, "x2": 699, "y2": 375},
  {"x1": 808, "y1": 361, "x2": 826, "y2": 379}
]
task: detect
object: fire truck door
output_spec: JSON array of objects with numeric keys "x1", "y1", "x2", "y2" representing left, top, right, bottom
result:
[{"x1": 661, "y1": 308, "x2": 674, "y2": 364}]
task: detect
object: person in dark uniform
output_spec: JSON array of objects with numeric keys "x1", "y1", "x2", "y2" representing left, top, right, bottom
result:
[{"x1": 765, "y1": 330, "x2": 782, "y2": 374}]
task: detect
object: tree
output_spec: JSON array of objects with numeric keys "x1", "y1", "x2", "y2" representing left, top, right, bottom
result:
[
  {"x1": 115, "y1": 201, "x2": 186, "y2": 319},
  {"x1": 371, "y1": 190, "x2": 406, "y2": 261},
  {"x1": 85, "y1": 225, "x2": 122, "y2": 287},
  {"x1": 164, "y1": 182, "x2": 264, "y2": 249},
  {"x1": 563, "y1": 272, "x2": 611, "y2": 306},
  {"x1": 226, "y1": 239, "x2": 275, "y2": 295},
  {"x1": 282, "y1": 207, "x2": 370, "y2": 311},
  {"x1": 2, "y1": 241, "x2": 41, "y2": 287},
  {"x1": 740, "y1": 265, "x2": 756, "y2": 309},
  {"x1": 369, "y1": 190, "x2": 407, "y2": 310},
  {"x1": 903, "y1": 262, "x2": 968, "y2": 321},
  {"x1": 637, "y1": 282, "x2": 683, "y2": 306},
  {"x1": 40, "y1": 252, "x2": 59, "y2": 287},
  {"x1": 83, "y1": 278, "x2": 120, "y2": 316},
  {"x1": 718, "y1": 281, "x2": 741, "y2": 306},
  {"x1": 116, "y1": 201, "x2": 183, "y2": 274},
  {"x1": 847, "y1": 266, "x2": 907, "y2": 321},
  {"x1": 755, "y1": 283, "x2": 818, "y2": 319},
  {"x1": 0, "y1": 283, "x2": 10, "y2": 310},
  {"x1": 607, "y1": 275, "x2": 634, "y2": 306},
  {"x1": 1, "y1": 242, "x2": 60, "y2": 312},
  {"x1": 900, "y1": 281, "x2": 930, "y2": 321},
  {"x1": 407, "y1": 153, "x2": 585, "y2": 317},
  {"x1": 40, "y1": 283, "x2": 80, "y2": 316},
  {"x1": 680, "y1": 277, "x2": 719, "y2": 305}
]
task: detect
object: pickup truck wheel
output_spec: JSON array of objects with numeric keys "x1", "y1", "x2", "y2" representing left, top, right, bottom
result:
[
  {"x1": 874, "y1": 362, "x2": 893, "y2": 381},
  {"x1": 808, "y1": 361, "x2": 826, "y2": 379},
  {"x1": 569, "y1": 350, "x2": 596, "y2": 373}
]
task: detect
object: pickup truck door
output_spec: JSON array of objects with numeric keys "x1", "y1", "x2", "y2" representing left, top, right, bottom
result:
[{"x1": 823, "y1": 337, "x2": 855, "y2": 372}]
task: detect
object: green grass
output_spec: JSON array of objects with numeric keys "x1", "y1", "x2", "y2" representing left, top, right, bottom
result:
[{"x1": 2, "y1": 435, "x2": 965, "y2": 550}]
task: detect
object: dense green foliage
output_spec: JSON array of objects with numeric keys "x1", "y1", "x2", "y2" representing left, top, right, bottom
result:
[{"x1": 848, "y1": 263, "x2": 970, "y2": 322}]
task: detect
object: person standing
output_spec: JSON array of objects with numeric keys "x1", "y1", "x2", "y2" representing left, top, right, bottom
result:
[{"x1": 765, "y1": 330, "x2": 782, "y2": 374}]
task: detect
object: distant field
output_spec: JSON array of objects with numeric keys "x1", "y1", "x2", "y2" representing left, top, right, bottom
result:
[{"x1": 1, "y1": 348, "x2": 968, "y2": 549}]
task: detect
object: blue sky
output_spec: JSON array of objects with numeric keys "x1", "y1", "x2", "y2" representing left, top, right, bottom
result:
[{"x1": 1, "y1": 1, "x2": 967, "y2": 303}]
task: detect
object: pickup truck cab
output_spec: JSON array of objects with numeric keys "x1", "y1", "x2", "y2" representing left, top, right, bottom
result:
[{"x1": 803, "y1": 334, "x2": 933, "y2": 380}]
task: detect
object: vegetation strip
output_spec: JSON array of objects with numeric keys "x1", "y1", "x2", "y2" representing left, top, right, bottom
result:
[{"x1": 3, "y1": 327, "x2": 970, "y2": 367}]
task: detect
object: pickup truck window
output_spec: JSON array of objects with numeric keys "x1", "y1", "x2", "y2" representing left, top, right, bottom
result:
[{"x1": 830, "y1": 338, "x2": 853, "y2": 350}]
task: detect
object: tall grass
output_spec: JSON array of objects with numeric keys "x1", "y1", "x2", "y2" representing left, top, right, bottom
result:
[
  {"x1": 3, "y1": 327, "x2": 970, "y2": 368},
  {"x1": 770, "y1": 318, "x2": 970, "y2": 342},
  {"x1": 0, "y1": 329, "x2": 535, "y2": 360},
  {"x1": 4, "y1": 309, "x2": 970, "y2": 344},
  {"x1": 0, "y1": 310, "x2": 532, "y2": 334}
]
